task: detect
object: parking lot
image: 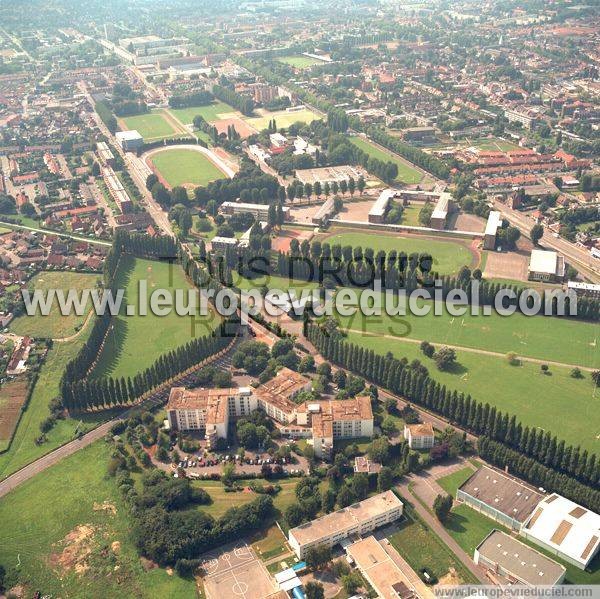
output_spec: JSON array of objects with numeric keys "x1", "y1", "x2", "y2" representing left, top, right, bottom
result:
[
  {"x1": 201, "y1": 541, "x2": 277, "y2": 599},
  {"x1": 156, "y1": 440, "x2": 310, "y2": 479}
]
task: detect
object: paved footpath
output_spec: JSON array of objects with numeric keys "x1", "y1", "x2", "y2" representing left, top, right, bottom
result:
[{"x1": 0, "y1": 419, "x2": 116, "y2": 499}]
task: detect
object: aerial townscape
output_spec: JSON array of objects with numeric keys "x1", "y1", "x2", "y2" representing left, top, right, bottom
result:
[{"x1": 0, "y1": 0, "x2": 599, "y2": 597}]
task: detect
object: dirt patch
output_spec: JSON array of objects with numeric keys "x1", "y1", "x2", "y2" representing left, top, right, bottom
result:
[
  {"x1": 140, "y1": 556, "x2": 158, "y2": 571},
  {"x1": 337, "y1": 199, "x2": 376, "y2": 222},
  {"x1": 450, "y1": 212, "x2": 486, "y2": 234},
  {"x1": 0, "y1": 377, "x2": 29, "y2": 444},
  {"x1": 49, "y1": 524, "x2": 96, "y2": 577},
  {"x1": 272, "y1": 228, "x2": 314, "y2": 252},
  {"x1": 483, "y1": 250, "x2": 529, "y2": 281},
  {"x1": 93, "y1": 501, "x2": 117, "y2": 515},
  {"x1": 213, "y1": 117, "x2": 256, "y2": 139},
  {"x1": 437, "y1": 567, "x2": 462, "y2": 587}
]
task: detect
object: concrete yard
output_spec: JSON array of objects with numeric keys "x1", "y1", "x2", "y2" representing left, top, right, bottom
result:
[{"x1": 201, "y1": 541, "x2": 277, "y2": 599}]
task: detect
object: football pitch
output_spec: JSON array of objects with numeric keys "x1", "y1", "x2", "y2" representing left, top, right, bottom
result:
[
  {"x1": 318, "y1": 229, "x2": 474, "y2": 275},
  {"x1": 149, "y1": 148, "x2": 227, "y2": 187},
  {"x1": 277, "y1": 54, "x2": 327, "y2": 68},
  {"x1": 243, "y1": 107, "x2": 321, "y2": 131},
  {"x1": 169, "y1": 100, "x2": 237, "y2": 124},
  {"x1": 120, "y1": 111, "x2": 178, "y2": 140}
]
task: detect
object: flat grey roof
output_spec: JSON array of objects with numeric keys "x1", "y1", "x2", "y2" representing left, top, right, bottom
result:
[
  {"x1": 477, "y1": 530, "x2": 565, "y2": 586},
  {"x1": 459, "y1": 466, "x2": 543, "y2": 524}
]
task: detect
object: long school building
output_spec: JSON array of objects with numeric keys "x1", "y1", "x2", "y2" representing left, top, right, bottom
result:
[{"x1": 288, "y1": 490, "x2": 403, "y2": 559}]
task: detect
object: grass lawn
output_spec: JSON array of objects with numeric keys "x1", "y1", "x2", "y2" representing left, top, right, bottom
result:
[
  {"x1": 244, "y1": 108, "x2": 321, "y2": 132},
  {"x1": 349, "y1": 136, "x2": 424, "y2": 185},
  {"x1": 10, "y1": 271, "x2": 100, "y2": 339},
  {"x1": 465, "y1": 137, "x2": 521, "y2": 152},
  {"x1": 445, "y1": 503, "x2": 600, "y2": 585},
  {"x1": 346, "y1": 332, "x2": 600, "y2": 453},
  {"x1": 277, "y1": 54, "x2": 327, "y2": 68},
  {"x1": 233, "y1": 271, "x2": 320, "y2": 292},
  {"x1": 192, "y1": 478, "x2": 300, "y2": 519},
  {"x1": 169, "y1": 101, "x2": 237, "y2": 124},
  {"x1": 91, "y1": 255, "x2": 220, "y2": 380},
  {"x1": 149, "y1": 149, "x2": 226, "y2": 188},
  {"x1": 0, "y1": 442, "x2": 197, "y2": 598},
  {"x1": 121, "y1": 112, "x2": 177, "y2": 141},
  {"x1": 318, "y1": 229, "x2": 473, "y2": 275},
  {"x1": 436, "y1": 467, "x2": 475, "y2": 498},
  {"x1": 339, "y1": 294, "x2": 599, "y2": 368},
  {"x1": 397, "y1": 204, "x2": 422, "y2": 227},
  {"x1": 249, "y1": 524, "x2": 290, "y2": 561},
  {"x1": 387, "y1": 501, "x2": 477, "y2": 584},
  {"x1": 0, "y1": 331, "x2": 112, "y2": 480}
]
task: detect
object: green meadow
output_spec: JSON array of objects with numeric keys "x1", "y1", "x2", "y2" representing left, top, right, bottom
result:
[
  {"x1": 346, "y1": 332, "x2": 600, "y2": 453},
  {"x1": 92, "y1": 256, "x2": 220, "y2": 380}
]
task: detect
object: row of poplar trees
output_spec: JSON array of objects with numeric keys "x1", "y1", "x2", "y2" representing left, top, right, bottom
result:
[
  {"x1": 60, "y1": 230, "x2": 233, "y2": 413},
  {"x1": 306, "y1": 322, "x2": 600, "y2": 512}
]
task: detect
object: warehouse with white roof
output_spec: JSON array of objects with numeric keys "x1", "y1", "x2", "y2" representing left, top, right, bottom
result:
[{"x1": 521, "y1": 493, "x2": 600, "y2": 570}]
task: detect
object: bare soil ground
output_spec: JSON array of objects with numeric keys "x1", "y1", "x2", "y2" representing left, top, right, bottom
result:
[
  {"x1": 213, "y1": 117, "x2": 256, "y2": 139},
  {"x1": 0, "y1": 378, "x2": 29, "y2": 445},
  {"x1": 483, "y1": 250, "x2": 529, "y2": 281},
  {"x1": 336, "y1": 199, "x2": 375, "y2": 222},
  {"x1": 272, "y1": 228, "x2": 313, "y2": 252},
  {"x1": 289, "y1": 204, "x2": 321, "y2": 225},
  {"x1": 449, "y1": 212, "x2": 486, "y2": 234}
]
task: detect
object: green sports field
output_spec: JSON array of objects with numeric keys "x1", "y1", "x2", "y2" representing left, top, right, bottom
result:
[
  {"x1": 339, "y1": 292, "x2": 599, "y2": 368},
  {"x1": 277, "y1": 54, "x2": 327, "y2": 68},
  {"x1": 349, "y1": 136, "x2": 424, "y2": 185},
  {"x1": 0, "y1": 442, "x2": 195, "y2": 598},
  {"x1": 10, "y1": 271, "x2": 99, "y2": 339},
  {"x1": 169, "y1": 100, "x2": 237, "y2": 124},
  {"x1": 149, "y1": 148, "x2": 227, "y2": 187},
  {"x1": 346, "y1": 332, "x2": 600, "y2": 453},
  {"x1": 91, "y1": 255, "x2": 220, "y2": 379},
  {"x1": 244, "y1": 107, "x2": 321, "y2": 131},
  {"x1": 318, "y1": 230, "x2": 474, "y2": 275},
  {"x1": 465, "y1": 136, "x2": 522, "y2": 152},
  {"x1": 120, "y1": 112, "x2": 177, "y2": 140}
]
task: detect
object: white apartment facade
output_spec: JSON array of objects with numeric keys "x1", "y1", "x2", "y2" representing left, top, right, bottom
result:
[{"x1": 288, "y1": 491, "x2": 403, "y2": 559}]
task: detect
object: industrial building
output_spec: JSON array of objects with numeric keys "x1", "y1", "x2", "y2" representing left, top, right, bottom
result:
[
  {"x1": 475, "y1": 530, "x2": 566, "y2": 586},
  {"x1": 483, "y1": 210, "x2": 502, "y2": 250},
  {"x1": 115, "y1": 130, "x2": 144, "y2": 152},
  {"x1": 528, "y1": 250, "x2": 566, "y2": 282},
  {"x1": 521, "y1": 494, "x2": 600, "y2": 570},
  {"x1": 288, "y1": 491, "x2": 403, "y2": 559},
  {"x1": 457, "y1": 466, "x2": 543, "y2": 531}
]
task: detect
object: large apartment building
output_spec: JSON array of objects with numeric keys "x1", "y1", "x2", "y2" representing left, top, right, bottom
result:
[
  {"x1": 296, "y1": 396, "x2": 374, "y2": 459},
  {"x1": 166, "y1": 368, "x2": 374, "y2": 457},
  {"x1": 288, "y1": 491, "x2": 403, "y2": 559}
]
